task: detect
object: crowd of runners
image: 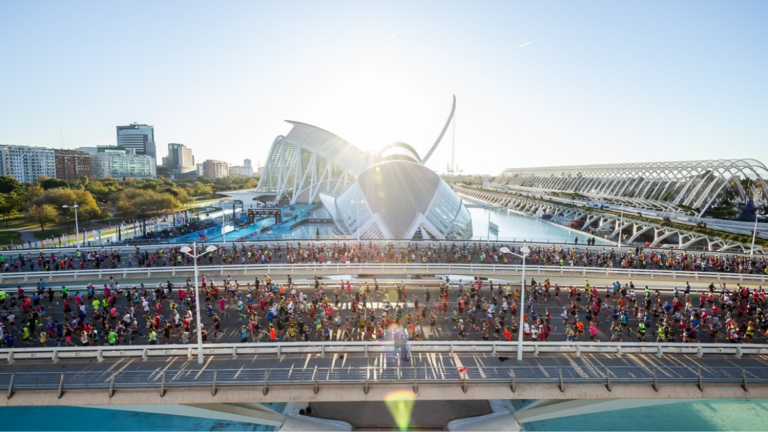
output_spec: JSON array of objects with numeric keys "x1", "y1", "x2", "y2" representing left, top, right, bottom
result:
[
  {"x1": 1, "y1": 261, "x2": 767, "y2": 349},
  {"x1": 1, "y1": 241, "x2": 766, "y2": 274}
]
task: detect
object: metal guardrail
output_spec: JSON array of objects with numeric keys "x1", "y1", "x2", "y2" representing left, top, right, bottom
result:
[
  {"x1": 2, "y1": 262, "x2": 766, "y2": 286},
  {"x1": 5, "y1": 238, "x2": 767, "y2": 258},
  {"x1": 2, "y1": 341, "x2": 767, "y2": 364},
  {"x1": 0, "y1": 364, "x2": 764, "y2": 397}
]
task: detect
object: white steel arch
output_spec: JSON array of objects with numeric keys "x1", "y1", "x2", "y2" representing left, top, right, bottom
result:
[
  {"x1": 255, "y1": 122, "x2": 377, "y2": 205},
  {"x1": 495, "y1": 159, "x2": 768, "y2": 215}
]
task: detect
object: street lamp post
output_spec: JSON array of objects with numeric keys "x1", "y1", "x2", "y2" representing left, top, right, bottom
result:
[
  {"x1": 179, "y1": 241, "x2": 219, "y2": 364},
  {"x1": 487, "y1": 210, "x2": 490, "y2": 242},
  {"x1": 750, "y1": 211, "x2": 761, "y2": 259},
  {"x1": 617, "y1": 207, "x2": 624, "y2": 248},
  {"x1": 62, "y1": 201, "x2": 80, "y2": 247},
  {"x1": 500, "y1": 245, "x2": 530, "y2": 361}
]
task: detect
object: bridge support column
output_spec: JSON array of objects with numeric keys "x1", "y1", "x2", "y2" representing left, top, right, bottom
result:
[
  {"x1": 448, "y1": 398, "x2": 694, "y2": 431},
  {"x1": 85, "y1": 403, "x2": 350, "y2": 430},
  {"x1": 447, "y1": 412, "x2": 522, "y2": 431},
  {"x1": 512, "y1": 398, "x2": 690, "y2": 426}
]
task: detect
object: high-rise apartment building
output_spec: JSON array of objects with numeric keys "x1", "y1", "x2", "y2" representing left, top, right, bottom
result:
[
  {"x1": 54, "y1": 149, "x2": 92, "y2": 182},
  {"x1": 229, "y1": 158, "x2": 254, "y2": 176},
  {"x1": 116, "y1": 123, "x2": 156, "y2": 164},
  {"x1": 202, "y1": 159, "x2": 229, "y2": 179},
  {"x1": 166, "y1": 143, "x2": 195, "y2": 171},
  {"x1": 91, "y1": 147, "x2": 156, "y2": 179},
  {"x1": 0, "y1": 144, "x2": 57, "y2": 182}
]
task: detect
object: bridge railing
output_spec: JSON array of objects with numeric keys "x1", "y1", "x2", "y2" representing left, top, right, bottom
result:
[
  {"x1": 2, "y1": 262, "x2": 766, "y2": 285},
  {"x1": 1, "y1": 364, "x2": 766, "y2": 395},
  {"x1": 3, "y1": 341, "x2": 767, "y2": 364}
]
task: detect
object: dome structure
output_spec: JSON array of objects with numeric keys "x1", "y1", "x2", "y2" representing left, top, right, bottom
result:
[
  {"x1": 321, "y1": 160, "x2": 472, "y2": 240},
  {"x1": 378, "y1": 142, "x2": 422, "y2": 164},
  {"x1": 244, "y1": 95, "x2": 469, "y2": 240}
]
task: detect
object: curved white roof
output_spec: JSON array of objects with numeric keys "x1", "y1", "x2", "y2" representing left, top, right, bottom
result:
[{"x1": 283, "y1": 121, "x2": 376, "y2": 177}]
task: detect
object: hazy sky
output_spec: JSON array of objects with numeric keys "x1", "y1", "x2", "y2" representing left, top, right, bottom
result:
[{"x1": 1, "y1": 1, "x2": 766, "y2": 175}]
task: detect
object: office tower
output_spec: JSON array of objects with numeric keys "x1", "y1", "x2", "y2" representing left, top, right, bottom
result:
[{"x1": 116, "y1": 123, "x2": 156, "y2": 164}]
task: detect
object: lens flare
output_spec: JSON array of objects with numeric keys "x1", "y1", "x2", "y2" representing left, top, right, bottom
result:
[{"x1": 384, "y1": 390, "x2": 415, "y2": 431}]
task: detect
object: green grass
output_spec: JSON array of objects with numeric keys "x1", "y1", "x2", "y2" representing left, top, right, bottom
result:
[
  {"x1": 194, "y1": 194, "x2": 223, "y2": 203},
  {"x1": 1, "y1": 215, "x2": 39, "y2": 230},
  {"x1": 0, "y1": 231, "x2": 22, "y2": 247},
  {"x1": 32, "y1": 227, "x2": 70, "y2": 240}
]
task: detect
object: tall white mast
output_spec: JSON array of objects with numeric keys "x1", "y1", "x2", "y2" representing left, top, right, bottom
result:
[{"x1": 451, "y1": 105, "x2": 456, "y2": 180}]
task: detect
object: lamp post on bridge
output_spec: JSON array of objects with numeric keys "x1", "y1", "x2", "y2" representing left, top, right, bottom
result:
[
  {"x1": 500, "y1": 245, "x2": 530, "y2": 361},
  {"x1": 180, "y1": 241, "x2": 219, "y2": 364},
  {"x1": 616, "y1": 207, "x2": 624, "y2": 248},
  {"x1": 750, "y1": 210, "x2": 763, "y2": 260},
  {"x1": 62, "y1": 201, "x2": 79, "y2": 247}
]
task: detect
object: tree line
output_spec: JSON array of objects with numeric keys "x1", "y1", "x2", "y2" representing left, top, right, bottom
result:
[{"x1": 0, "y1": 175, "x2": 259, "y2": 231}]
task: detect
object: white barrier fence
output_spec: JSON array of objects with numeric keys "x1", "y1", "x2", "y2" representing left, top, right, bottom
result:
[
  {"x1": 3, "y1": 341, "x2": 767, "y2": 364},
  {"x1": 2, "y1": 262, "x2": 766, "y2": 287},
  {"x1": 6, "y1": 238, "x2": 767, "y2": 259}
]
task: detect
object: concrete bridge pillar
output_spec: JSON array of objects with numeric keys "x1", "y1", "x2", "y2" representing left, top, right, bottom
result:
[
  {"x1": 85, "y1": 403, "x2": 352, "y2": 431},
  {"x1": 447, "y1": 399, "x2": 691, "y2": 431}
]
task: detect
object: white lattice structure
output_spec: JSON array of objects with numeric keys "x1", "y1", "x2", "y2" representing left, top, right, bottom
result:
[
  {"x1": 255, "y1": 121, "x2": 377, "y2": 205},
  {"x1": 245, "y1": 98, "x2": 472, "y2": 240},
  {"x1": 458, "y1": 186, "x2": 765, "y2": 253},
  {"x1": 495, "y1": 159, "x2": 768, "y2": 216}
]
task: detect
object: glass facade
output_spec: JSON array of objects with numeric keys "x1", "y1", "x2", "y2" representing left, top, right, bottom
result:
[
  {"x1": 426, "y1": 181, "x2": 463, "y2": 235},
  {"x1": 447, "y1": 204, "x2": 473, "y2": 239},
  {"x1": 335, "y1": 183, "x2": 372, "y2": 236},
  {"x1": 256, "y1": 134, "x2": 354, "y2": 204},
  {"x1": 324, "y1": 160, "x2": 472, "y2": 240},
  {"x1": 116, "y1": 123, "x2": 156, "y2": 163},
  {"x1": 253, "y1": 121, "x2": 473, "y2": 240}
]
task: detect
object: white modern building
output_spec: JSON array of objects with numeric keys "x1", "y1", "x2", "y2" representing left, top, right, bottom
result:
[
  {"x1": 253, "y1": 122, "x2": 378, "y2": 205},
  {"x1": 0, "y1": 144, "x2": 57, "y2": 182},
  {"x1": 91, "y1": 147, "x2": 156, "y2": 179},
  {"x1": 495, "y1": 159, "x2": 768, "y2": 218},
  {"x1": 321, "y1": 158, "x2": 473, "y2": 240},
  {"x1": 224, "y1": 96, "x2": 470, "y2": 240}
]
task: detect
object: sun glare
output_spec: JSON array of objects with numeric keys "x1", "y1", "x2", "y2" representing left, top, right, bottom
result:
[{"x1": 311, "y1": 62, "x2": 446, "y2": 156}]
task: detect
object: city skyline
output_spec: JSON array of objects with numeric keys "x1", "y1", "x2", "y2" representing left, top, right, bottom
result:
[{"x1": 0, "y1": 1, "x2": 766, "y2": 175}]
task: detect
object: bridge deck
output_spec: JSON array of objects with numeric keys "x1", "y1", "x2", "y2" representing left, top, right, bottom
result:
[{"x1": 1, "y1": 352, "x2": 767, "y2": 404}]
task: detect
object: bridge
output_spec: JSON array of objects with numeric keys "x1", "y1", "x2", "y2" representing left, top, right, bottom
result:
[
  {"x1": 3, "y1": 262, "x2": 767, "y2": 286},
  {"x1": 2, "y1": 243, "x2": 767, "y2": 430},
  {"x1": 2, "y1": 340, "x2": 767, "y2": 430},
  {"x1": 457, "y1": 187, "x2": 767, "y2": 254}
]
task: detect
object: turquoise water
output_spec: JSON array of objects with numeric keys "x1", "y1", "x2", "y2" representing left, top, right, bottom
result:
[
  {"x1": 463, "y1": 196, "x2": 614, "y2": 245},
  {"x1": 524, "y1": 399, "x2": 768, "y2": 431},
  {"x1": 1, "y1": 404, "x2": 284, "y2": 431},
  {"x1": 169, "y1": 197, "x2": 615, "y2": 243},
  {"x1": 6, "y1": 399, "x2": 767, "y2": 430},
  {"x1": 207, "y1": 217, "x2": 276, "y2": 242}
]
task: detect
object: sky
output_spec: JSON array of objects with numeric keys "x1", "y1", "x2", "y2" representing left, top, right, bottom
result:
[{"x1": 0, "y1": 1, "x2": 766, "y2": 175}]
